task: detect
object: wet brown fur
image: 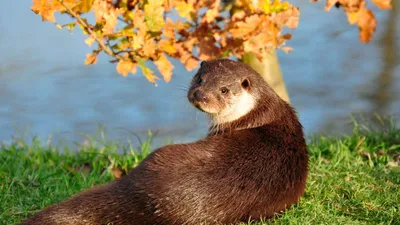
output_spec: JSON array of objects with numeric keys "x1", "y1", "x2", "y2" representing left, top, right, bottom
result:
[{"x1": 21, "y1": 59, "x2": 308, "y2": 225}]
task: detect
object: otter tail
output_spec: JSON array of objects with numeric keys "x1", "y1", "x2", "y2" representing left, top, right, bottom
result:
[{"x1": 19, "y1": 179, "x2": 141, "y2": 225}]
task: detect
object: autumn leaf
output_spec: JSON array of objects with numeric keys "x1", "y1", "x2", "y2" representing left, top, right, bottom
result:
[
  {"x1": 184, "y1": 57, "x2": 199, "y2": 71},
  {"x1": 345, "y1": 2, "x2": 377, "y2": 43},
  {"x1": 230, "y1": 15, "x2": 262, "y2": 38},
  {"x1": 84, "y1": 52, "x2": 98, "y2": 65},
  {"x1": 259, "y1": 0, "x2": 290, "y2": 14},
  {"x1": 371, "y1": 0, "x2": 392, "y2": 9},
  {"x1": 85, "y1": 35, "x2": 95, "y2": 46},
  {"x1": 244, "y1": 33, "x2": 273, "y2": 55},
  {"x1": 272, "y1": 6, "x2": 300, "y2": 29},
  {"x1": 144, "y1": 0, "x2": 165, "y2": 32},
  {"x1": 347, "y1": 11, "x2": 359, "y2": 24},
  {"x1": 131, "y1": 34, "x2": 144, "y2": 50},
  {"x1": 154, "y1": 54, "x2": 174, "y2": 82},
  {"x1": 142, "y1": 38, "x2": 157, "y2": 57},
  {"x1": 325, "y1": 0, "x2": 338, "y2": 11},
  {"x1": 158, "y1": 39, "x2": 177, "y2": 54},
  {"x1": 199, "y1": 37, "x2": 220, "y2": 60},
  {"x1": 117, "y1": 57, "x2": 137, "y2": 77},
  {"x1": 357, "y1": 8, "x2": 376, "y2": 43},
  {"x1": 281, "y1": 46, "x2": 293, "y2": 53},
  {"x1": 175, "y1": 1, "x2": 194, "y2": 20},
  {"x1": 64, "y1": 22, "x2": 77, "y2": 33},
  {"x1": 164, "y1": 0, "x2": 175, "y2": 11},
  {"x1": 112, "y1": 168, "x2": 127, "y2": 179},
  {"x1": 73, "y1": 0, "x2": 94, "y2": 13},
  {"x1": 31, "y1": 0, "x2": 57, "y2": 22},
  {"x1": 139, "y1": 61, "x2": 160, "y2": 84},
  {"x1": 32, "y1": 0, "x2": 388, "y2": 85},
  {"x1": 204, "y1": 0, "x2": 220, "y2": 23}
]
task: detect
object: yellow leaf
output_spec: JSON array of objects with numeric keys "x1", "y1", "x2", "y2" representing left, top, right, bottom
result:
[
  {"x1": 205, "y1": 0, "x2": 220, "y2": 23},
  {"x1": 139, "y1": 62, "x2": 160, "y2": 85},
  {"x1": 84, "y1": 53, "x2": 98, "y2": 65},
  {"x1": 154, "y1": 54, "x2": 174, "y2": 82},
  {"x1": 176, "y1": 1, "x2": 194, "y2": 20},
  {"x1": 85, "y1": 35, "x2": 95, "y2": 46},
  {"x1": 144, "y1": 0, "x2": 165, "y2": 32},
  {"x1": 347, "y1": 11, "x2": 359, "y2": 25},
  {"x1": 259, "y1": 0, "x2": 271, "y2": 13},
  {"x1": 158, "y1": 40, "x2": 177, "y2": 54},
  {"x1": 131, "y1": 36, "x2": 142, "y2": 50},
  {"x1": 117, "y1": 58, "x2": 137, "y2": 77},
  {"x1": 372, "y1": 0, "x2": 392, "y2": 9},
  {"x1": 74, "y1": 0, "x2": 93, "y2": 13}
]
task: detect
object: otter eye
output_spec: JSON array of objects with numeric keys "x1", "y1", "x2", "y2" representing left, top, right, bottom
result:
[
  {"x1": 220, "y1": 87, "x2": 229, "y2": 94},
  {"x1": 241, "y1": 78, "x2": 251, "y2": 90}
]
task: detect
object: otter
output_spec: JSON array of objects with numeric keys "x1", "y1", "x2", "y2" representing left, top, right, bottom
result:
[{"x1": 20, "y1": 59, "x2": 308, "y2": 225}]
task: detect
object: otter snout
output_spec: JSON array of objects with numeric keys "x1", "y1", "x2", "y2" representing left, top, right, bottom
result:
[
  {"x1": 189, "y1": 89, "x2": 208, "y2": 104},
  {"x1": 193, "y1": 90, "x2": 208, "y2": 103}
]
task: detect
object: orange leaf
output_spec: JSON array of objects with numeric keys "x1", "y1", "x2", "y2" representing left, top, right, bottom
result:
[
  {"x1": 357, "y1": 8, "x2": 377, "y2": 43},
  {"x1": 372, "y1": 0, "x2": 392, "y2": 9},
  {"x1": 184, "y1": 57, "x2": 199, "y2": 71},
  {"x1": 84, "y1": 53, "x2": 98, "y2": 65},
  {"x1": 117, "y1": 58, "x2": 137, "y2": 77},
  {"x1": 346, "y1": 2, "x2": 377, "y2": 43},
  {"x1": 325, "y1": 0, "x2": 338, "y2": 11},
  {"x1": 112, "y1": 168, "x2": 123, "y2": 179},
  {"x1": 31, "y1": 0, "x2": 56, "y2": 22},
  {"x1": 154, "y1": 54, "x2": 174, "y2": 82},
  {"x1": 142, "y1": 38, "x2": 157, "y2": 57},
  {"x1": 158, "y1": 39, "x2": 177, "y2": 54},
  {"x1": 230, "y1": 15, "x2": 262, "y2": 38},
  {"x1": 272, "y1": 7, "x2": 300, "y2": 29},
  {"x1": 281, "y1": 46, "x2": 293, "y2": 53}
]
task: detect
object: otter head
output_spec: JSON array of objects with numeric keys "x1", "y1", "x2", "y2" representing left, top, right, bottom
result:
[{"x1": 188, "y1": 59, "x2": 261, "y2": 125}]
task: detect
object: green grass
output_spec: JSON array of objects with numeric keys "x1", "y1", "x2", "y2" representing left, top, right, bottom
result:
[{"x1": 1, "y1": 124, "x2": 399, "y2": 225}]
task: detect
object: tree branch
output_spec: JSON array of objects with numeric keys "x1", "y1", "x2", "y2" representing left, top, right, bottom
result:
[{"x1": 57, "y1": 0, "x2": 124, "y2": 61}]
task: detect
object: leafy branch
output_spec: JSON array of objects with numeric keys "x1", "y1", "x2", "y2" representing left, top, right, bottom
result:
[{"x1": 31, "y1": 0, "x2": 392, "y2": 85}]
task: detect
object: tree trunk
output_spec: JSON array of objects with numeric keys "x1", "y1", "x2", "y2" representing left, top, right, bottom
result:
[{"x1": 242, "y1": 50, "x2": 290, "y2": 103}]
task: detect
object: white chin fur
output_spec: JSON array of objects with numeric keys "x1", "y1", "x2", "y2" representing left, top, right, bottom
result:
[{"x1": 212, "y1": 92, "x2": 256, "y2": 125}]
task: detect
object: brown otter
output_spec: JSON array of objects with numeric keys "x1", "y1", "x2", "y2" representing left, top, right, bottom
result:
[{"x1": 20, "y1": 59, "x2": 308, "y2": 225}]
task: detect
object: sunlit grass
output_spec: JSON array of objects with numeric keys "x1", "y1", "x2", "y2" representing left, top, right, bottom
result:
[{"x1": 1, "y1": 123, "x2": 399, "y2": 224}]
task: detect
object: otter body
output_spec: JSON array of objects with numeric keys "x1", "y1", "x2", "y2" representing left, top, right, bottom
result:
[{"x1": 21, "y1": 59, "x2": 308, "y2": 225}]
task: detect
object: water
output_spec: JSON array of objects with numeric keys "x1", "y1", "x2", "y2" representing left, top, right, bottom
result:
[{"x1": 0, "y1": 1, "x2": 399, "y2": 148}]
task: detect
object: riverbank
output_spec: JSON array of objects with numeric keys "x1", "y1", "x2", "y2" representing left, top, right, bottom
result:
[{"x1": 1, "y1": 125, "x2": 399, "y2": 224}]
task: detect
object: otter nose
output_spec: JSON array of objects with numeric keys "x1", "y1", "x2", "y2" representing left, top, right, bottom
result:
[{"x1": 193, "y1": 90, "x2": 208, "y2": 103}]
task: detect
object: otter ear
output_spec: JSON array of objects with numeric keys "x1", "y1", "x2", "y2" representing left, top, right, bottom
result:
[
  {"x1": 241, "y1": 78, "x2": 251, "y2": 90},
  {"x1": 200, "y1": 61, "x2": 206, "y2": 67}
]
